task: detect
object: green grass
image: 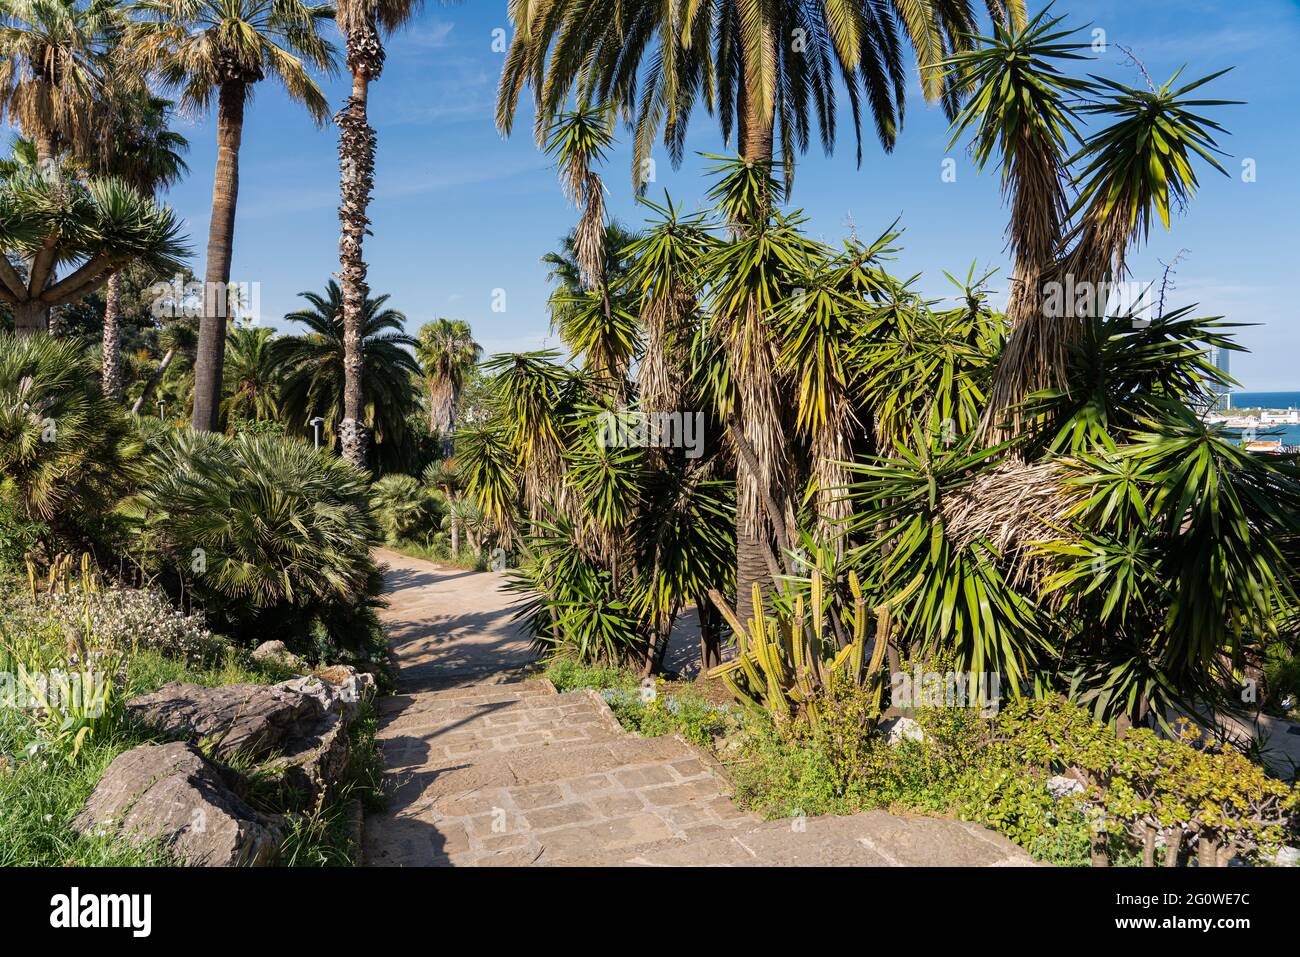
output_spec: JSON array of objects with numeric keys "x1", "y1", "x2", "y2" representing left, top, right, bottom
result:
[
  {"x1": 0, "y1": 595, "x2": 382, "y2": 867},
  {"x1": 542, "y1": 656, "x2": 738, "y2": 747},
  {"x1": 384, "y1": 537, "x2": 489, "y2": 571},
  {"x1": 0, "y1": 730, "x2": 177, "y2": 867}
]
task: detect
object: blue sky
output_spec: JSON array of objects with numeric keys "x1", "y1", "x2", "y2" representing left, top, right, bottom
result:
[{"x1": 155, "y1": 0, "x2": 1300, "y2": 389}]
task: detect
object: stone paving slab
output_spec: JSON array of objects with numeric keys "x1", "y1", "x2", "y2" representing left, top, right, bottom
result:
[{"x1": 363, "y1": 550, "x2": 1040, "y2": 868}]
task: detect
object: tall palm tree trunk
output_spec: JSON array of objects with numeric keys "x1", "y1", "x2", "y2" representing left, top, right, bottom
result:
[
  {"x1": 192, "y1": 80, "x2": 245, "y2": 432},
  {"x1": 337, "y1": 23, "x2": 383, "y2": 470},
  {"x1": 101, "y1": 271, "x2": 123, "y2": 400},
  {"x1": 733, "y1": 44, "x2": 780, "y2": 630}
]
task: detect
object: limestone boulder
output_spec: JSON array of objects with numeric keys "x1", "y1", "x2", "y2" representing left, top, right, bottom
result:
[
  {"x1": 251, "y1": 640, "x2": 307, "y2": 671},
  {"x1": 74, "y1": 742, "x2": 281, "y2": 866},
  {"x1": 125, "y1": 681, "x2": 322, "y2": 762}
]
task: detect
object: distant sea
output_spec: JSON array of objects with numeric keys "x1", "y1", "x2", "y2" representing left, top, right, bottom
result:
[{"x1": 1230, "y1": 391, "x2": 1300, "y2": 446}]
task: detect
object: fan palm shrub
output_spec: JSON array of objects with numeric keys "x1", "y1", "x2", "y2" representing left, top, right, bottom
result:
[
  {"x1": 131, "y1": 429, "x2": 383, "y2": 650},
  {"x1": 0, "y1": 331, "x2": 138, "y2": 527},
  {"x1": 369, "y1": 473, "x2": 439, "y2": 543}
]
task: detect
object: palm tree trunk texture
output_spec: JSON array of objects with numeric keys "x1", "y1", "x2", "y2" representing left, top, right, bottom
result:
[
  {"x1": 338, "y1": 23, "x2": 384, "y2": 470},
  {"x1": 132, "y1": 347, "x2": 177, "y2": 415},
  {"x1": 101, "y1": 271, "x2": 123, "y2": 400},
  {"x1": 192, "y1": 81, "x2": 246, "y2": 433},
  {"x1": 734, "y1": 39, "x2": 781, "y2": 630},
  {"x1": 13, "y1": 301, "x2": 48, "y2": 336}
]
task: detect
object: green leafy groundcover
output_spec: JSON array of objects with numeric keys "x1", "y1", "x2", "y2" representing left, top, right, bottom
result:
[{"x1": 730, "y1": 694, "x2": 1299, "y2": 868}]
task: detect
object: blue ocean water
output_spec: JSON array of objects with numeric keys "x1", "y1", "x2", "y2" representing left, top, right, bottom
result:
[
  {"x1": 1233, "y1": 392, "x2": 1300, "y2": 410},
  {"x1": 1230, "y1": 392, "x2": 1300, "y2": 446}
]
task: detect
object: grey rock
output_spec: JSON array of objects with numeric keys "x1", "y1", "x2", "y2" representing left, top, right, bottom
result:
[
  {"x1": 265, "y1": 712, "x2": 352, "y2": 800},
  {"x1": 1046, "y1": 775, "x2": 1085, "y2": 799},
  {"x1": 126, "y1": 681, "x2": 322, "y2": 762},
  {"x1": 74, "y1": 742, "x2": 281, "y2": 866},
  {"x1": 883, "y1": 716, "x2": 925, "y2": 745},
  {"x1": 252, "y1": 640, "x2": 306, "y2": 671},
  {"x1": 125, "y1": 675, "x2": 371, "y2": 801},
  {"x1": 276, "y1": 666, "x2": 374, "y2": 722}
]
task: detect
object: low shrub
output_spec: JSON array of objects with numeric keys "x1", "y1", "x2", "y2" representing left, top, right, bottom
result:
[
  {"x1": 1, "y1": 583, "x2": 229, "y2": 666},
  {"x1": 728, "y1": 693, "x2": 1300, "y2": 867},
  {"x1": 542, "y1": 657, "x2": 737, "y2": 746},
  {"x1": 369, "y1": 474, "x2": 442, "y2": 543},
  {"x1": 0, "y1": 333, "x2": 139, "y2": 531},
  {"x1": 132, "y1": 429, "x2": 384, "y2": 653}
]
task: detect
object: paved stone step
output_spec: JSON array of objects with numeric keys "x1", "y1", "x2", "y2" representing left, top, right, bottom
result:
[
  {"x1": 379, "y1": 732, "x2": 712, "y2": 806},
  {"x1": 377, "y1": 689, "x2": 624, "y2": 757},
  {"x1": 376, "y1": 680, "x2": 553, "y2": 718},
  {"x1": 392, "y1": 664, "x2": 538, "y2": 695},
  {"x1": 627, "y1": 811, "x2": 1038, "y2": 867},
  {"x1": 365, "y1": 734, "x2": 754, "y2": 867}
]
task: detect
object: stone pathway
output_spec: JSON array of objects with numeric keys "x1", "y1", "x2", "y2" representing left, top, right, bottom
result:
[{"x1": 363, "y1": 549, "x2": 1037, "y2": 866}]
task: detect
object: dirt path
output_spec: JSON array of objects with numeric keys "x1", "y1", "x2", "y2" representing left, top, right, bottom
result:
[{"x1": 363, "y1": 549, "x2": 1037, "y2": 867}]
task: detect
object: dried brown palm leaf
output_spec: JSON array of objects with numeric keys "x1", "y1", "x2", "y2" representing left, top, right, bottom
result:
[{"x1": 941, "y1": 458, "x2": 1082, "y2": 588}]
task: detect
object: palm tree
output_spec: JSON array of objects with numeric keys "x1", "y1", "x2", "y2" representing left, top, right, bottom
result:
[
  {"x1": 498, "y1": 1, "x2": 1026, "y2": 182},
  {"x1": 128, "y1": 0, "x2": 337, "y2": 433},
  {"x1": 90, "y1": 92, "x2": 188, "y2": 400},
  {"x1": 334, "y1": 0, "x2": 425, "y2": 469},
  {"x1": 275, "y1": 279, "x2": 420, "y2": 472},
  {"x1": 0, "y1": 0, "x2": 128, "y2": 333},
  {"x1": 0, "y1": 149, "x2": 189, "y2": 335},
  {"x1": 498, "y1": 0, "x2": 1027, "y2": 623},
  {"x1": 413, "y1": 318, "x2": 480, "y2": 442},
  {"x1": 221, "y1": 324, "x2": 280, "y2": 426},
  {"x1": 130, "y1": 316, "x2": 196, "y2": 414},
  {"x1": 0, "y1": 0, "x2": 124, "y2": 166}
]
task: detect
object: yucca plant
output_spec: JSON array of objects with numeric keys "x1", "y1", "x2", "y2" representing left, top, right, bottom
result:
[
  {"x1": 940, "y1": 9, "x2": 1093, "y2": 439},
  {"x1": 847, "y1": 436, "x2": 1052, "y2": 691},
  {"x1": 1036, "y1": 414, "x2": 1300, "y2": 726}
]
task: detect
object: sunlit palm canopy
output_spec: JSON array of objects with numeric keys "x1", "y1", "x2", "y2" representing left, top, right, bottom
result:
[
  {"x1": 498, "y1": 0, "x2": 1027, "y2": 187},
  {"x1": 127, "y1": 0, "x2": 337, "y2": 122}
]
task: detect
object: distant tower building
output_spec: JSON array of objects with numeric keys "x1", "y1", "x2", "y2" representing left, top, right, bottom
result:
[{"x1": 1213, "y1": 346, "x2": 1231, "y2": 410}]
